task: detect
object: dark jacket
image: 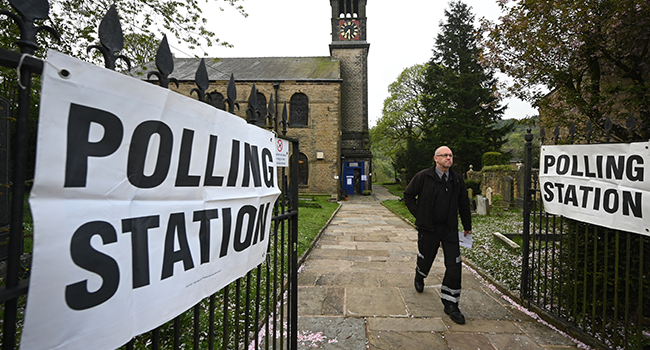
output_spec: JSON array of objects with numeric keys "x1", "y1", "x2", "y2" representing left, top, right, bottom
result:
[{"x1": 403, "y1": 166, "x2": 472, "y2": 233}]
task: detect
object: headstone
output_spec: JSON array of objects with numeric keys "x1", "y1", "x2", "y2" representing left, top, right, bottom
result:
[
  {"x1": 467, "y1": 188, "x2": 473, "y2": 199},
  {"x1": 476, "y1": 195, "x2": 488, "y2": 215},
  {"x1": 485, "y1": 187, "x2": 493, "y2": 206},
  {"x1": 502, "y1": 176, "x2": 514, "y2": 207}
]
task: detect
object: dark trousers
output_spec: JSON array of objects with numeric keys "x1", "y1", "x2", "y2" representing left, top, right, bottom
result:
[{"x1": 415, "y1": 225, "x2": 462, "y2": 305}]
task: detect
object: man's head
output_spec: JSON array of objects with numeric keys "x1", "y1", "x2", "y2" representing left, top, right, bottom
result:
[{"x1": 434, "y1": 146, "x2": 454, "y2": 172}]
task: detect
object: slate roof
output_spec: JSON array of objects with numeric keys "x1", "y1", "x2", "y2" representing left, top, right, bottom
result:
[{"x1": 136, "y1": 57, "x2": 341, "y2": 82}]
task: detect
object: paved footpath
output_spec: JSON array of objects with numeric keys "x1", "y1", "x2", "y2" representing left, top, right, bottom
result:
[{"x1": 296, "y1": 185, "x2": 582, "y2": 350}]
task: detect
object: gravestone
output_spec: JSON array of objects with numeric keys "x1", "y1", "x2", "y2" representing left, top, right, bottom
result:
[
  {"x1": 0, "y1": 96, "x2": 10, "y2": 260},
  {"x1": 467, "y1": 188, "x2": 476, "y2": 212},
  {"x1": 502, "y1": 176, "x2": 514, "y2": 208},
  {"x1": 485, "y1": 187, "x2": 493, "y2": 206},
  {"x1": 476, "y1": 195, "x2": 489, "y2": 215}
]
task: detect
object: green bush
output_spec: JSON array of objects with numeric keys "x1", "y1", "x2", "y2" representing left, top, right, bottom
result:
[
  {"x1": 465, "y1": 179, "x2": 481, "y2": 196},
  {"x1": 482, "y1": 152, "x2": 504, "y2": 167},
  {"x1": 481, "y1": 165, "x2": 513, "y2": 172}
]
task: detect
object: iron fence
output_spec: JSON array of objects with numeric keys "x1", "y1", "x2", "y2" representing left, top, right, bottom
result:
[
  {"x1": 0, "y1": 2, "x2": 299, "y2": 349},
  {"x1": 521, "y1": 120, "x2": 649, "y2": 350}
]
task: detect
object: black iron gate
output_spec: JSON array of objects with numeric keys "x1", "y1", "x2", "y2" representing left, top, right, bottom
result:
[
  {"x1": 0, "y1": 2, "x2": 299, "y2": 349},
  {"x1": 521, "y1": 123, "x2": 649, "y2": 350}
]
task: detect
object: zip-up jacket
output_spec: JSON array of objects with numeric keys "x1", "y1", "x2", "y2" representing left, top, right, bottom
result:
[{"x1": 403, "y1": 166, "x2": 472, "y2": 233}]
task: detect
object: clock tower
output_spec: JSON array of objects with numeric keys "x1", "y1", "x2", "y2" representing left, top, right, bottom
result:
[{"x1": 330, "y1": 0, "x2": 372, "y2": 196}]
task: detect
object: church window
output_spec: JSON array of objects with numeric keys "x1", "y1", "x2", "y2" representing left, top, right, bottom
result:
[
  {"x1": 256, "y1": 92, "x2": 268, "y2": 119},
  {"x1": 289, "y1": 93, "x2": 309, "y2": 127},
  {"x1": 298, "y1": 153, "x2": 309, "y2": 186},
  {"x1": 207, "y1": 91, "x2": 225, "y2": 110}
]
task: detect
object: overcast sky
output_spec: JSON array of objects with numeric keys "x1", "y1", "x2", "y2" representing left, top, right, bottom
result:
[{"x1": 169, "y1": 0, "x2": 537, "y2": 126}]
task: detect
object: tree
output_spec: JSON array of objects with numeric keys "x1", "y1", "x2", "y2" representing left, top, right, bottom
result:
[
  {"x1": 422, "y1": 0, "x2": 512, "y2": 174},
  {"x1": 481, "y1": 0, "x2": 650, "y2": 141},
  {"x1": 371, "y1": 64, "x2": 432, "y2": 183},
  {"x1": 0, "y1": 0, "x2": 246, "y2": 65}
]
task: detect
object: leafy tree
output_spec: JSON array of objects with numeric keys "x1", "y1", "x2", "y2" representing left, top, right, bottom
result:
[
  {"x1": 0, "y1": 0, "x2": 246, "y2": 65},
  {"x1": 481, "y1": 0, "x2": 650, "y2": 141},
  {"x1": 372, "y1": 64, "x2": 432, "y2": 182},
  {"x1": 421, "y1": 0, "x2": 512, "y2": 174}
]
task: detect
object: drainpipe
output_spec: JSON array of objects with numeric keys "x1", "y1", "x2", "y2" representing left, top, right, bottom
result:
[{"x1": 273, "y1": 82, "x2": 280, "y2": 131}]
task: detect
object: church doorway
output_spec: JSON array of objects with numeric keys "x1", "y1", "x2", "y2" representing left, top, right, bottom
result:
[{"x1": 343, "y1": 161, "x2": 365, "y2": 195}]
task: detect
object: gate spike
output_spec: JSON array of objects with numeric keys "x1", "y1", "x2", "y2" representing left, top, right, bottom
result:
[
  {"x1": 225, "y1": 74, "x2": 239, "y2": 113},
  {"x1": 246, "y1": 84, "x2": 260, "y2": 124},
  {"x1": 626, "y1": 113, "x2": 636, "y2": 132},
  {"x1": 190, "y1": 58, "x2": 209, "y2": 102},
  {"x1": 3, "y1": 0, "x2": 60, "y2": 53},
  {"x1": 604, "y1": 116, "x2": 612, "y2": 142},
  {"x1": 147, "y1": 35, "x2": 178, "y2": 89},
  {"x1": 87, "y1": 5, "x2": 131, "y2": 70}
]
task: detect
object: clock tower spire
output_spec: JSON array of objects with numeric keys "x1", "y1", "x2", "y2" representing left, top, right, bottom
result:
[{"x1": 329, "y1": 0, "x2": 372, "y2": 196}]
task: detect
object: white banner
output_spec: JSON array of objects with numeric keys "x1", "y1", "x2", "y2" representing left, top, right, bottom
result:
[
  {"x1": 22, "y1": 50, "x2": 281, "y2": 350},
  {"x1": 539, "y1": 142, "x2": 650, "y2": 237}
]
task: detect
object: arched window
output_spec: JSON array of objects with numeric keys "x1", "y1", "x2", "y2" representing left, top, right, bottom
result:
[
  {"x1": 207, "y1": 91, "x2": 225, "y2": 110},
  {"x1": 298, "y1": 153, "x2": 308, "y2": 186},
  {"x1": 289, "y1": 93, "x2": 308, "y2": 127},
  {"x1": 256, "y1": 92, "x2": 268, "y2": 122}
]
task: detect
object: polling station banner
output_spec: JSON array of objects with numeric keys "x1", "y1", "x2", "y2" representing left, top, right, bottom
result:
[
  {"x1": 21, "y1": 50, "x2": 281, "y2": 350},
  {"x1": 539, "y1": 142, "x2": 650, "y2": 237}
]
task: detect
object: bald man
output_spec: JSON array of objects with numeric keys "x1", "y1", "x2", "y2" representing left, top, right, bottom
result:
[{"x1": 404, "y1": 146, "x2": 472, "y2": 324}]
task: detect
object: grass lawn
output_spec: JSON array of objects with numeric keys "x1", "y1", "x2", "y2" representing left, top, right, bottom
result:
[{"x1": 297, "y1": 196, "x2": 340, "y2": 259}]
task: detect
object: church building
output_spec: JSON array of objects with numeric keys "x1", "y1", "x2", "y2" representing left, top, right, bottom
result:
[{"x1": 154, "y1": 0, "x2": 372, "y2": 199}]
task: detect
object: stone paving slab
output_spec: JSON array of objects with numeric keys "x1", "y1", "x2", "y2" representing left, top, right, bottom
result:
[
  {"x1": 486, "y1": 333, "x2": 546, "y2": 350},
  {"x1": 367, "y1": 330, "x2": 449, "y2": 349},
  {"x1": 367, "y1": 317, "x2": 447, "y2": 332},
  {"x1": 296, "y1": 186, "x2": 581, "y2": 350},
  {"x1": 445, "y1": 333, "x2": 499, "y2": 350},
  {"x1": 346, "y1": 287, "x2": 408, "y2": 317},
  {"x1": 296, "y1": 317, "x2": 366, "y2": 350}
]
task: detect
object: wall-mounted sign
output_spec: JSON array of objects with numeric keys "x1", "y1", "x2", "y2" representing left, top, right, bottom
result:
[{"x1": 275, "y1": 138, "x2": 289, "y2": 167}]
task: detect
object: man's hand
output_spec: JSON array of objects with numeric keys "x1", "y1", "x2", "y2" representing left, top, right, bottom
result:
[{"x1": 464, "y1": 230, "x2": 472, "y2": 237}]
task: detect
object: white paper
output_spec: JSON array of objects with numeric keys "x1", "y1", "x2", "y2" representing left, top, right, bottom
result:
[{"x1": 459, "y1": 231, "x2": 473, "y2": 249}]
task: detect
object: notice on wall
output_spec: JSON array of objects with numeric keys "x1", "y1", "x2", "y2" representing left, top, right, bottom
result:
[
  {"x1": 21, "y1": 50, "x2": 281, "y2": 350},
  {"x1": 539, "y1": 142, "x2": 650, "y2": 237},
  {"x1": 275, "y1": 138, "x2": 289, "y2": 167}
]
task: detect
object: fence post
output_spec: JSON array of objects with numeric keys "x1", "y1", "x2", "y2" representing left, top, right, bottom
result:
[{"x1": 520, "y1": 129, "x2": 533, "y2": 302}]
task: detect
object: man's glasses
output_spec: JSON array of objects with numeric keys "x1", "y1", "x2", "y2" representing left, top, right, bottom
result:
[{"x1": 436, "y1": 154, "x2": 453, "y2": 158}]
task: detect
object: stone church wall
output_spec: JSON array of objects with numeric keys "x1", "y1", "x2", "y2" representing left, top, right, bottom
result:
[{"x1": 173, "y1": 80, "x2": 342, "y2": 197}]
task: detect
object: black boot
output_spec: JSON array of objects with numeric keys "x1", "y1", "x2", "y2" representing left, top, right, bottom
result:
[
  {"x1": 414, "y1": 274, "x2": 424, "y2": 293},
  {"x1": 443, "y1": 302, "x2": 465, "y2": 324}
]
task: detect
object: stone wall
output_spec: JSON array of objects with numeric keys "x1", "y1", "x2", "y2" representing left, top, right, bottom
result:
[
  {"x1": 467, "y1": 166, "x2": 540, "y2": 207},
  {"x1": 480, "y1": 169, "x2": 520, "y2": 200},
  {"x1": 174, "y1": 80, "x2": 342, "y2": 197}
]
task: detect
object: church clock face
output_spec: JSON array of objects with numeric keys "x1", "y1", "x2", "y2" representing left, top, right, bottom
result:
[{"x1": 339, "y1": 20, "x2": 360, "y2": 40}]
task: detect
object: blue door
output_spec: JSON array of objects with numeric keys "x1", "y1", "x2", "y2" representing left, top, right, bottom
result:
[{"x1": 343, "y1": 161, "x2": 364, "y2": 195}]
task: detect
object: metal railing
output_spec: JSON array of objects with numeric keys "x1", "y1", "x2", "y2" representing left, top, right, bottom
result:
[
  {"x1": 521, "y1": 120, "x2": 649, "y2": 350},
  {"x1": 0, "y1": 1, "x2": 300, "y2": 349}
]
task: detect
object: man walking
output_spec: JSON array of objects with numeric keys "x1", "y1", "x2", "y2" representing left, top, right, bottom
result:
[{"x1": 403, "y1": 146, "x2": 472, "y2": 324}]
